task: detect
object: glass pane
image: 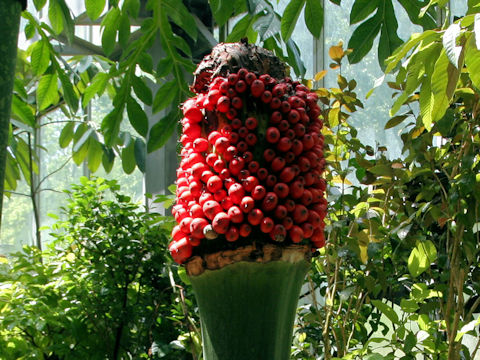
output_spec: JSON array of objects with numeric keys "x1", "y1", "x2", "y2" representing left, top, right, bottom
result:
[{"x1": 323, "y1": 0, "x2": 422, "y2": 158}]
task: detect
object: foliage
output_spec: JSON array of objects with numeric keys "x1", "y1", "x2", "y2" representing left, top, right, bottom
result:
[
  {"x1": 0, "y1": 177, "x2": 199, "y2": 359},
  {"x1": 291, "y1": 5, "x2": 480, "y2": 357}
]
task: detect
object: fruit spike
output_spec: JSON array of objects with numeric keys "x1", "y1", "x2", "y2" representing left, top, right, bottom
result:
[{"x1": 169, "y1": 42, "x2": 327, "y2": 265}]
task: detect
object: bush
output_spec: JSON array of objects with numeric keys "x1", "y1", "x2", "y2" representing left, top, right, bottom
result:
[{"x1": 0, "y1": 177, "x2": 198, "y2": 359}]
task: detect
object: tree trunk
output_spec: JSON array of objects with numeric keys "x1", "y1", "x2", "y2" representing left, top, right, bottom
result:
[{"x1": 0, "y1": 0, "x2": 24, "y2": 232}]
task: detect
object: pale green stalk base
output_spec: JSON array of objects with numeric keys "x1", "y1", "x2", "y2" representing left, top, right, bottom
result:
[{"x1": 189, "y1": 258, "x2": 309, "y2": 360}]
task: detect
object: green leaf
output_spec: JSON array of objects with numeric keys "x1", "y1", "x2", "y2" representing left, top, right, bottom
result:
[
  {"x1": 419, "y1": 75, "x2": 433, "y2": 130},
  {"x1": 350, "y1": 0, "x2": 379, "y2": 24},
  {"x1": 408, "y1": 241, "x2": 436, "y2": 277},
  {"x1": 131, "y1": 76, "x2": 152, "y2": 106},
  {"x1": 400, "y1": 298, "x2": 419, "y2": 313},
  {"x1": 378, "y1": 1, "x2": 403, "y2": 69},
  {"x1": 163, "y1": 0, "x2": 198, "y2": 40},
  {"x1": 118, "y1": 13, "x2": 131, "y2": 48},
  {"x1": 172, "y1": 34, "x2": 192, "y2": 57},
  {"x1": 31, "y1": 40, "x2": 50, "y2": 76},
  {"x1": 11, "y1": 96, "x2": 35, "y2": 127},
  {"x1": 286, "y1": 39, "x2": 306, "y2": 78},
  {"x1": 101, "y1": 106, "x2": 124, "y2": 147},
  {"x1": 102, "y1": 147, "x2": 115, "y2": 173},
  {"x1": 101, "y1": 7, "x2": 120, "y2": 56},
  {"x1": 36, "y1": 73, "x2": 59, "y2": 111},
  {"x1": 153, "y1": 80, "x2": 177, "y2": 114},
  {"x1": 138, "y1": 52, "x2": 154, "y2": 74},
  {"x1": 156, "y1": 57, "x2": 174, "y2": 78},
  {"x1": 226, "y1": 13, "x2": 259, "y2": 42},
  {"x1": 57, "y1": 0, "x2": 75, "y2": 43},
  {"x1": 83, "y1": 72, "x2": 109, "y2": 108},
  {"x1": 371, "y1": 299, "x2": 399, "y2": 325},
  {"x1": 33, "y1": 0, "x2": 47, "y2": 11},
  {"x1": 430, "y1": 49, "x2": 460, "y2": 124},
  {"x1": 56, "y1": 64, "x2": 79, "y2": 113},
  {"x1": 385, "y1": 30, "x2": 438, "y2": 74},
  {"x1": 443, "y1": 23, "x2": 462, "y2": 68},
  {"x1": 281, "y1": 0, "x2": 306, "y2": 41},
  {"x1": 304, "y1": 0, "x2": 323, "y2": 38},
  {"x1": 127, "y1": 97, "x2": 149, "y2": 137},
  {"x1": 465, "y1": 35, "x2": 480, "y2": 89},
  {"x1": 48, "y1": 0, "x2": 64, "y2": 34},
  {"x1": 123, "y1": 0, "x2": 140, "y2": 18},
  {"x1": 385, "y1": 115, "x2": 408, "y2": 129},
  {"x1": 253, "y1": 11, "x2": 280, "y2": 41},
  {"x1": 87, "y1": 136, "x2": 103, "y2": 173},
  {"x1": 398, "y1": 0, "x2": 436, "y2": 30},
  {"x1": 147, "y1": 110, "x2": 178, "y2": 152},
  {"x1": 121, "y1": 140, "x2": 136, "y2": 174},
  {"x1": 59, "y1": 121, "x2": 75, "y2": 148},
  {"x1": 209, "y1": 0, "x2": 236, "y2": 27},
  {"x1": 86, "y1": 0, "x2": 105, "y2": 20},
  {"x1": 347, "y1": 10, "x2": 381, "y2": 64},
  {"x1": 134, "y1": 138, "x2": 146, "y2": 172}
]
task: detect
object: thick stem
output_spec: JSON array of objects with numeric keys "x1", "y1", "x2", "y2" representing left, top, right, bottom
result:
[
  {"x1": 188, "y1": 247, "x2": 309, "y2": 360},
  {"x1": 0, "y1": 0, "x2": 23, "y2": 232}
]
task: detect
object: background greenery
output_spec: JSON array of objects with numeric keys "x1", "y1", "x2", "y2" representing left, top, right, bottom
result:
[{"x1": 0, "y1": 0, "x2": 479, "y2": 359}]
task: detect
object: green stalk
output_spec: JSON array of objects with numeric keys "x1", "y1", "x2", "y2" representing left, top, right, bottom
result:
[
  {"x1": 0, "y1": 0, "x2": 24, "y2": 231},
  {"x1": 189, "y1": 254, "x2": 309, "y2": 360}
]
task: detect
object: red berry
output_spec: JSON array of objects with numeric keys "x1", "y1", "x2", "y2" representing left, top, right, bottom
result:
[
  {"x1": 248, "y1": 161, "x2": 259, "y2": 173},
  {"x1": 226, "y1": 226, "x2": 240, "y2": 242},
  {"x1": 228, "y1": 183, "x2": 245, "y2": 204},
  {"x1": 301, "y1": 189, "x2": 313, "y2": 206},
  {"x1": 262, "y1": 192, "x2": 278, "y2": 212},
  {"x1": 224, "y1": 146, "x2": 237, "y2": 162},
  {"x1": 301, "y1": 223, "x2": 314, "y2": 238},
  {"x1": 266, "y1": 127, "x2": 280, "y2": 143},
  {"x1": 302, "y1": 134, "x2": 315, "y2": 150},
  {"x1": 214, "y1": 189, "x2": 227, "y2": 202},
  {"x1": 289, "y1": 181, "x2": 304, "y2": 199},
  {"x1": 270, "y1": 111, "x2": 282, "y2": 124},
  {"x1": 248, "y1": 208, "x2": 264, "y2": 226},
  {"x1": 239, "y1": 223, "x2": 252, "y2": 237},
  {"x1": 169, "y1": 237, "x2": 192, "y2": 264},
  {"x1": 270, "y1": 224, "x2": 286, "y2": 242},
  {"x1": 206, "y1": 153, "x2": 219, "y2": 167},
  {"x1": 207, "y1": 175, "x2": 223, "y2": 193},
  {"x1": 240, "y1": 196, "x2": 255, "y2": 213},
  {"x1": 203, "y1": 200, "x2": 222, "y2": 220},
  {"x1": 243, "y1": 176, "x2": 259, "y2": 192},
  {"x1": 215, "y1": 137, "x2": 230, "y2": 154},
  {"x1": 245, "y1": 133, "x2": 257, "y2": 146},
  {"x1": 213, "y1": 159, "x2": 226, "y2": 173},
  {"x1": 289, "y1": 225, "x2": 304, "y2": 243},
  {"x1": 221, "y1": 196, "x2": 234, "y2": 210},
  {"x1": 217, "y1": 96, "x2": 230, "y2": 113},
  {"x1": 273, "y1": 182, "x2": 289, "y2": 198},
  {"x1": 237, "y1": 68, "x2": 248, "y2": 78},
  {"x1": 278, "y1": 120, "x2": 289, "y2": 132},
  {"x1": 172, "y1": 225, "x2": 186, "y2": 241},
  {"x1": 271, "y1": 157, "x2": 286, "y2": 172},
  {"x1": 257, "y1": 168, "x2": 268, "y2": 180},
  {"x1": 212, "y1": 212, "x2": 230, "y2": 234},
  {"x1": 252, "y1": 185, "x2": 267, "y2": 200},
  {"x1": 208, "y1": 131, "x2": 222, "y2": 145},
  {"x1": 190, "y1": 218, "x2": 208, "y2": 239},
  {"x1": 293, "y1": 204, "x2": 309, "y2": 223},
  {"x1": 261, "y1": 90, "x2": 272, "y2": 103},
  {"x1": 231, "y1": 118, "x2": 242, "y2": 129},
  {"x1": 274, "y1": 205, "x2": 288, "y2": 219},
  {"x1": 199, "y1": 192, "x2": 213, "y2": 206},
  {"x1": 228, "y1": 73, "x2": 238, "y2": 85},
  {"x1": 229, "y1": 157, "x2": 245, "y2": 175},
  {"x1": 292, "y1": 139, "x2": 304, "y2": 156},
  {"x1": 235, "y1": 79, "x2": 247, "y2": 93},
  {"x1": 282, "y1": 216, "x2": 293, "y2": 230},
  {"x1": 260, "y1": 217, "x2": 274, "y2": 233},
  {"x1": 190, "y1": 203, "x2": 204, "y2": 218},
  {"x1": 245, "y1": 117, "x2": 258, "y2": 130},
  {"x1": 264, "y1": 148, "x2": 276, "y2": 162},
  {"x1": 228, "y1": 206, "x2": 244, "y2": 223},
  {"x1": 281, "y1": 101, "x2": 291, "y2": 113},
  {"x1": 193, "y1": 138, "x2": 208, "y2": 152},
  {"x1": 238, "y1": 126, "x2": 248, "y2": 138},
  {"x1": 270, "y1": 97, "x2": 282, "y2": 109},
  {"x1": 272, "y1": 84, "x2": 285, "y2": 97},
  {"x1": 276, "y1": 137, "x2": 292, "y2": 152},
  {"x1": 266, "y1": 174, "x2": 277, "y2": 187},
  {"x1": 245, "y1": 72, "x2": 256, "y2": 85},
  {"x1": 234, "y1": 142, "x2": 245, "y2": 154},
  {"x1": 285, "y1": 151, "x2": 296, "y2": 164}
]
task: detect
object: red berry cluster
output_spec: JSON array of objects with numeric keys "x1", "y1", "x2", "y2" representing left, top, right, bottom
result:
[{"x1": 169, "y1": 68, "x2": 327, "y2": 264}]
